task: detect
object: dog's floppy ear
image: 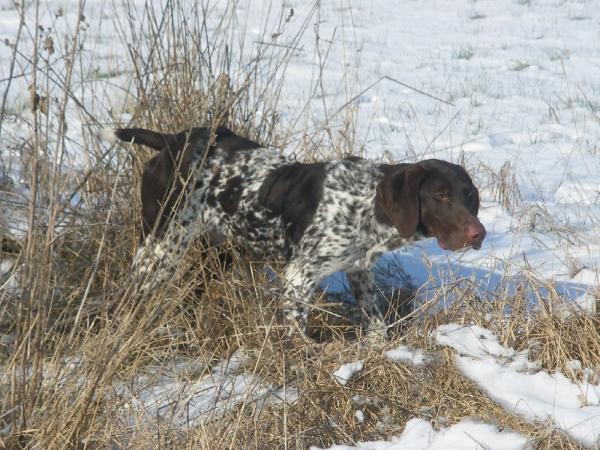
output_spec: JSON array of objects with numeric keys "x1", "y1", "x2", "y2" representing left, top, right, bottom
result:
[{"x1": 376, "y1": 164, "x2": 427, "y2": 237}]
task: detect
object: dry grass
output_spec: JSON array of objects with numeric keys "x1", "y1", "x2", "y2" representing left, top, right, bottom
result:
[{"x1": 0, "y1": 1, "x2": 598, "y2": 449}]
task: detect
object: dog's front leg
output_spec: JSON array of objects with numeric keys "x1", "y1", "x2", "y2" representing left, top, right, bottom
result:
[
  {"x1": 346, "y1": 268, "x2": 387, "y2": 338},
  {"x1": 281, "y1": 259, "x2": 318, "y2": 335}
]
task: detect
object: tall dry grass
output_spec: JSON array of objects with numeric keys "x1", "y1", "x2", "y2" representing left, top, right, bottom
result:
[{"x1": 0, "y1": 1, "x2": 597, "y2": 449}]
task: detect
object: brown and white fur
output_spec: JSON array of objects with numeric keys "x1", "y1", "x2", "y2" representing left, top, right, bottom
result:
[{"x1": 99, "y1": 126, "x2": 486, "y2": 336}]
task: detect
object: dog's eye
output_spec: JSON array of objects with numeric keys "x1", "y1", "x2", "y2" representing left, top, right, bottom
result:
[
  {"x1": 433, "y1": 192, "x2": 449, "y2": 201},
  {"x1": 462, "y1": 188, "x2": 476, "y2": 200}
]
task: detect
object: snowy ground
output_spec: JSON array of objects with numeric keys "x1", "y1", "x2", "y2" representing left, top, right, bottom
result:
[
  {"x1": 324, "y1": 322, "x2": 600, "y2": 449},
  {"x1": 2, "y1": 0, "x2": 600, "y2": 448},
  {"x1": 313, "y1": 418, "x2": 530, "y2": 450}
]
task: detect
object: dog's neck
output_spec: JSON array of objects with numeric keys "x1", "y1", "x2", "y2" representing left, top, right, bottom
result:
[
  {"x1": 357, "y1": 185, "x2": 429, "y2": 259},
  {"x1": 354, "y1": 184, "x2": 405, "y2": 246}
]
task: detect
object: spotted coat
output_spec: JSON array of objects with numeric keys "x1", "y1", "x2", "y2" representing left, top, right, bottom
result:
[{"x1": 100, "y1": 126, "x2": 486, "y2": 335}]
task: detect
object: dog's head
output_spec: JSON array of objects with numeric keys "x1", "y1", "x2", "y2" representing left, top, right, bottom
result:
[{"x1": 376, "y1": 159, "x2": 486, "y2": 251}]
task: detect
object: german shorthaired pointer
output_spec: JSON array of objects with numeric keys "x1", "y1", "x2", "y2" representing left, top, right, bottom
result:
[{"x1": 100, "y1": 126, "x2": 486, "y2": 336}]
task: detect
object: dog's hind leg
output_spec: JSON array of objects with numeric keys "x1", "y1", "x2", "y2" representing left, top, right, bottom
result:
[
  {"x1": 187, "y1": 237, "x2": 234, "y2": 298},
  {"x1": 132, "y1": 210, "x2": 200, "y2": 294}
]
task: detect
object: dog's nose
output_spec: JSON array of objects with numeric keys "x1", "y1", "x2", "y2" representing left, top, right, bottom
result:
[{"x1": 467, "y1": 221, "x2": 486, "y2": 248}]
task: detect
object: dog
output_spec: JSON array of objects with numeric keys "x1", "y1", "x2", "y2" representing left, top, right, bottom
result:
[{"x1": 99, "y1": 125, "x2": 486, "y2": 335}]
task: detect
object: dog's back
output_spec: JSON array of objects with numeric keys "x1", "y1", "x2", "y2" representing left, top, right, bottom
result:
[
  {"x1": 100, "y1": 126, "x2": 327, "y2": 259},
  {"x1": 100, "y1": 126, "x2": 263, "y2": 238}
]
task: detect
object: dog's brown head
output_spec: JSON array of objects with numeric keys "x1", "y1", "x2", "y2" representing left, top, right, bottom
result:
[{"x1": 376, "y1": 159, "x2": 486, "y2": 251}]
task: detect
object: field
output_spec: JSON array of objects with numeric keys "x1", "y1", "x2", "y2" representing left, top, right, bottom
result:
[{"x1": 0, "y1": 0, "x2": 599, "y2": 448}]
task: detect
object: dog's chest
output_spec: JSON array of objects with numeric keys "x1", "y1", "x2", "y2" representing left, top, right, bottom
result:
[{"x1": 303, "y1": 163, "x2": 404, "y2": 267}]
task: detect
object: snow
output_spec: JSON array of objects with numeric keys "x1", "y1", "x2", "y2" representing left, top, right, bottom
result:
[
  {"x1": 384, "y1": 346, "x2": 426, "y2": 366},
  {"x1": 2, "y1": 0, "x2": 600, "y2": 302},
  {"x1": 354, "y1": 410, "x2": 365, "y2": 423},
  {"x1": 322, "y1": 322, "x2": 600, "y2": 447},
  {"x1": 118, "y1": 351, "x2": 298, "y2": 429},
  {"x1": 435, "y1": 324, "x2": 539, "y2": 372},
  {"x1": 312, "y1": 417, "x2": 530, "y2": 450},
  {"x1": 2, "y1": 0, "x2": 600, "y2": 447},
  {"x1": 436, "y1": 324, "x2": 600, "y2": 447},
  {"x1": 566, "y1": 360, "x2": 583, "y2": 372},
  {"x1": 566, "y1": 292, "x2": 597, "y2": 316},
  {"x1": 332, "y1": 361, "x2": 364, "y2": 386}
]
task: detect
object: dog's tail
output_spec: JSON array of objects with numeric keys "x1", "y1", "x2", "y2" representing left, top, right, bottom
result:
[{"x1": 97, "y1": 128, "x2": 174, "y2": 151}]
